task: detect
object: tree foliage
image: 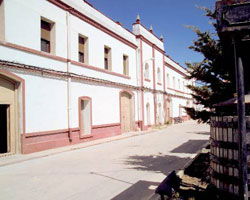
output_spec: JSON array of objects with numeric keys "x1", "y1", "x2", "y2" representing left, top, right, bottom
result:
[{"x1": 185, "y1": 9, "x2": 235, "y2": 123}]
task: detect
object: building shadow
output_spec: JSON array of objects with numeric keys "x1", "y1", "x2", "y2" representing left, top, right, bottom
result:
[
  {"x1": 124, "y1": 155, "x2": 191, "y2": 176},
  {"x1": 171, "y1": 140, "x2": 208, "y2": 154},
  {"x1": 186, "y1": 131, "x2": 210, "y2": 135},
  {"x1": 111, "y1": 180, "x2": 160, "y2": 200}
]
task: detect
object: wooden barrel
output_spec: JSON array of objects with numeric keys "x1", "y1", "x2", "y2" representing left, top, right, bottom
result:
[{"x1": 210, "y1": 116, "x2": 250, "y2": 198}]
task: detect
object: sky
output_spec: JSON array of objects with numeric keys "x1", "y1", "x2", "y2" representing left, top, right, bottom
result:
[{"x1": 87, "y1": 0, "x2": 216, "y2": 67}]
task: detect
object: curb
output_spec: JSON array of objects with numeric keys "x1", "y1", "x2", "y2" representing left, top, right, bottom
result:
[{"x1": 0, "y1": 126, "x2": 164, "y2": 167}]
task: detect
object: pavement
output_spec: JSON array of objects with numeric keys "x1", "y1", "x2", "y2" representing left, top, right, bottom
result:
[{"x1": 0, "y1": 120, "x2": 209, "y2": 200}]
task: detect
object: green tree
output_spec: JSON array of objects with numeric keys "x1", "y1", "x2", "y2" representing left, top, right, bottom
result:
[{"x1": 185, "y1": 8, "x2": 235, "y2": 123}]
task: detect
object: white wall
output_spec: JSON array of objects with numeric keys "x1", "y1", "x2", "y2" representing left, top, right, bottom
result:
[
  {"x1": 155, "y1": 49, "x2": 164, "y2": 91},
  {"x1": 17, "y1": 72, "x2": 68, "y2": 133},
  {"x1": 0, "y1": 0, "x2": 194, "y2": 136},
  {"x1": 133, "y1": 23, "x2": 164, "y2": 50},
  {"x1": 71, "y1": 81, "x2": 139, "y2": 126},
  {"x1": 5, "y1": 0, "x2": 68, "y2": 57},
  {"x1": 3, "y1": 0, "x2": 138, "y2": 86},
  {"x1": 142, "y1": 41, "x2": 154, "y2": 89}
]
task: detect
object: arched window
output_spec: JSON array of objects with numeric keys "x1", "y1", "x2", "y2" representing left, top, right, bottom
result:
[
  {"x1": 144, "y1": 63, "x2": 149, "y2": 79},
  {"x1": 157, "y1": 68, "x2": 161, "y2": 83},
  {"x1": 166, "y1": 73, "x2": 170, "y2": 87},
  {"x1": 173, "y1": 77, "x2": 176, "y2": 89}
]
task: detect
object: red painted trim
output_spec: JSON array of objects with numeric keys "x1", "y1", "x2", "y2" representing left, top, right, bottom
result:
[
  {"x1": 0, "y1": 41, "x2": 68, "y2": 62},
  {"x1": 0, "y1": 69, "x2": 26, "y2": 135},
  {"x1": 152, "y1": 47, "x2": 157, "y2": 125},
  {"x1": 165, "y1": 55, "x2": 187, "y2": 72},
  {"x1": 136, "y1": 23, "x2": 164, "y2": 43},
  {"x1": 71, "y1": 60, "x2": 131, "y2": 79},
  {"x1": 78, "y1": 96, "x2": 93, "y2": 137},
  {"x1": 82, "y1": 0, "x2": 136, "y2": 37},
  {"x1": 92, "y1": 122, "x2": 120, "y2": 129},
  {"x1": 47, "y1": 0, "x2": 137, "y2": 49},
  {"x1": 165, "y1": 62, "x2": 186, "y2": 77},
  {"x1": 140, "y1": 39, "x2": 144, "y2": 87},
  {"x1": 25, "y1": 128, "x2": 79, "y2": 138},
  {"x1": 167, "y1": 87, "x2": 190, "y2": 95},
  {"x1": 152, "y1": 48, "x2": 156, "y2": 90},
  {"x1": 162, "y1": 54, "x2": 166, "y2": 91},
  {"x1": 22, "y1": 123, "x2": 122, "y2": 154},
  {"x1": 0, "y1": 60, "x2": 139, "y2": 95},
  {"x1": 0, "y1": 42, "x2": 132, "y2": 80},
  {"x1": 136, "y1": 35, "x2": 165, "y2": 54},
  {"x1": 139, "y1": 39, "x2": 145, "y2": 130},
  {"x1": 144, "y1": 78, "x2": 151, "y2": 82},
  {"x1": 141, "y1": 91, "x2": 145, "y2": 130}
]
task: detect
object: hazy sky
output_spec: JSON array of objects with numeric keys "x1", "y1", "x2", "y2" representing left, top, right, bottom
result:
[{"x1": 88, "y1": 0, "x2": 215, "y2": 67}]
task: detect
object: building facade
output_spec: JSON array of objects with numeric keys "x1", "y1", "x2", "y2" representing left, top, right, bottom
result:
[{"x1": 0, "y1": 0, "x2": 194, "y2": 155}]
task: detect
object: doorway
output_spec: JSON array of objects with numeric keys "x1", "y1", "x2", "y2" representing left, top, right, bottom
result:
[
  {"x1": 0, "y1": 75, "x2": 17, "y2": 155},
  {"x1": 120, "y1": 91, "x2": 133, "y2": 133},
  {"x1": 80, "y1": 99, "x2": 91, "y2": 136},
  {"x1": 0, "y1": 105, "x2": 9, "y2": 153},
  {"x1": 146, "y1": 103, "x2": 151, "y2": 126}
]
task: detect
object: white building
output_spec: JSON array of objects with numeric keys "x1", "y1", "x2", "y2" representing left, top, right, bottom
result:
[{"x1": 0, "y1": 0, "x2": 194, "y2": 155}]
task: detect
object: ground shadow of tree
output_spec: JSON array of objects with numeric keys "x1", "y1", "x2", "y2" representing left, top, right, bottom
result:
[{"x1": 124, "y1": 155, "x2": 191, "y2": 176}]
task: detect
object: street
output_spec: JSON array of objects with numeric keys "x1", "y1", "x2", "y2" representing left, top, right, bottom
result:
[{"x1": 0, "y1": 121, "x2": 209, "y2": 200}]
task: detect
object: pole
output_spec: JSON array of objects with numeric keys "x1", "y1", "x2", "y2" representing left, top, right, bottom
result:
[{"x1": 233, "y1": 38, "x2": 248, "y2": 200}]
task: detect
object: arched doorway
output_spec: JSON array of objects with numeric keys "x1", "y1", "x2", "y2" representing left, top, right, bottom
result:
[
  {"x1": 146, "y1": 103, "x2": 151, "y2": 126},
  {"x1": 0, "y1": 73, "x2": 22, "y2": 155},
  {"x1": 79, "y1": 96, "x2": 92, "y2": 137},
  {"x1": 165, "y1": 97, "x2": 172, "y2": 123},
  {"x1": 120, "y1": 91, "x2": 134, "y2": 133},
  {"x1": 158, "y1": 103, "x2": 162, "y2": 124}
]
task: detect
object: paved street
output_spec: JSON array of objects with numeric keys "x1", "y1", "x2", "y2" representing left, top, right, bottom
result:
[{"x1": 0, "y1": 121, "x2": 209, "y2": 200}]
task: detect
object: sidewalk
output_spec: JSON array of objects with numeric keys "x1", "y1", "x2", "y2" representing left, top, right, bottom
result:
[
  {"x1": 0, "y1": 125, "x2": 162, "y2": 167},
  {"x1": 0, "y1": 120, "x2": 210, "y2": 200}
]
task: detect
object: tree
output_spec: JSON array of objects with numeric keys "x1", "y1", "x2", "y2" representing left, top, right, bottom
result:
[{"x1": 185, "y1": 8, "x2": 235, "y2": 123}]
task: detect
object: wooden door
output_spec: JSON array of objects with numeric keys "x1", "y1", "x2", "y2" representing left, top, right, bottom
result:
[
  {"x1": 80, "y1": 99, "x2": 91, "y2": 135},
  {"x1": 0, "y1": 76, "x2": 16, "y2": 155},
  {"x1": 121, "y1": 92, "x2": 132, "y2": 133}
]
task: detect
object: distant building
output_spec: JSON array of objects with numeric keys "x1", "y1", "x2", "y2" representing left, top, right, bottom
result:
[{"x1": 0, "y1": 0, "x2": 194, "y2": 155}]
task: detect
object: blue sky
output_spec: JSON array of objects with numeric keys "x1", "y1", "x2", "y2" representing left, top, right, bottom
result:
[{"x1": 88, "y1": 0, "x2": 216, "y2": 67}]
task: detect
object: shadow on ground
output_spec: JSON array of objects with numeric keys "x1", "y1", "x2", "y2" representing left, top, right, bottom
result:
[
  {"x1": 171, "y1": 140, "x2": 208, "y2": 154},
  {"x1": 124, "y1": 155, "x2": 191, "y2": 176},
  {"x1": 111, "y1": 180, "x2": 160, "y2": 200},
  {"x1": 186, "y1": 131, "x2": 210, "y2": 135}
]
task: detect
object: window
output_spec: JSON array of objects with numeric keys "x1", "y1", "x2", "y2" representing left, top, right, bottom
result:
[
  {"x1": 178, "y1": 79, "x2": 180, "y2": 89},
  {"x1": 144, "y1": 63, "x2": 149, "y2": 79},
  {"x1": 123, "y1": 55, "x2": 129, "y2": 76},
  {"x1": 0, "y1": 0, "x2": 4, "y2": 41},
  {"x1": 157, "y1": 68, "x2": 161, "y2": 83},
  {"x1": 78, "y1": 35, "x2": 88, "y2": 64},
  {"x1": 41, "y1": 18, "x2": 55, "y2": 53},
  {"x1": 166, "y1": 73, "x2": 170, "y2": 87},
  {"x1": 173, "y1": 77, "x2": 176, "y2": 89},
  {"x1": 104, "y1": 46, "x2": 111, "y2": 70}
]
